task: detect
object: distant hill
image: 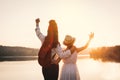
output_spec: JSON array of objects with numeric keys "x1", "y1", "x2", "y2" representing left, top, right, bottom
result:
[
  {"x1": 1, "y1": 45, "x2": 120, "y2": 62},
  {"x1": 0, "y1": 45, "x2": 39, "y2": 61},
  {"x1": 0, "y1": 45, "x2": 39, "y2": 56}
]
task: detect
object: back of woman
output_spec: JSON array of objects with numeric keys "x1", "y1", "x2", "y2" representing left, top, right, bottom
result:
[
  {"x1": 62, "y1": 51, "x2": 77, "y2": 64},
  {"x1": 60, "y1": 51, "x2": 80, "y2": 80}
]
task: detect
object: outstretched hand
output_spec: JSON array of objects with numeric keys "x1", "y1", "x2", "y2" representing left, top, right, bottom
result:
[
  {"x1": 35, "y1": 18, "x2": 40, "y2": 24},
  {"x1": 35, "y1": 18, "x2": 40, "y2": 27},
  {"x1": 89, "y1": 32, "x2": 94, "y2": 40}
]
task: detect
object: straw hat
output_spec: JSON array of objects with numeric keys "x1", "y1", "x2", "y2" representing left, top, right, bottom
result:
[{"x1": 63, "y1": 35, "x2": 75, "y2": 46}]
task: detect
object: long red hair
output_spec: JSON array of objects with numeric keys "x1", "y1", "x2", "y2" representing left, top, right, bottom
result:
[{"x1": 39, "y1": 20, "x2": 59, "y2": 56}]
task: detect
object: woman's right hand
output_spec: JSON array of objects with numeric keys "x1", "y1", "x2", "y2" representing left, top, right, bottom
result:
[
  {"x1": 35, "y1": 18, "x2": 40, "y2": 27},
  {"x1": 35, "y1": 18, "x2": 40, "y2": 24}
]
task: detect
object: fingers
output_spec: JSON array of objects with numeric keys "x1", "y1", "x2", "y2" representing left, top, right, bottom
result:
[
  {"x1": 89, "y1": 32, "x2": 94, "y2": 39},
  {"x1": 35, "y1": 18, "x2": 40, "y2": 23}
]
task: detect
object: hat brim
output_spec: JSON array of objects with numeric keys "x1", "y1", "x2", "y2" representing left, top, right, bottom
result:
[{"x1": 63, "y1": 38, "x2": 75, "y2": 46}]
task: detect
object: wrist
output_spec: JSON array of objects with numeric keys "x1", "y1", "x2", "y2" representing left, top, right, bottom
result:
[{"x1": 36, "y1": 24, "x2": 39, "y2": 27}]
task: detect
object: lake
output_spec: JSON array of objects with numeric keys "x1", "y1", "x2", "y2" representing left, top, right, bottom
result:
[{"x1": 0, "y1": 56, "x2": 120, "y2": 80}]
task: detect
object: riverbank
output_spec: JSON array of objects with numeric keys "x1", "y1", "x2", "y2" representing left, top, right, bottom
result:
[{"x1": 0, "y1": 56, "x2": 38, "y2": 61}]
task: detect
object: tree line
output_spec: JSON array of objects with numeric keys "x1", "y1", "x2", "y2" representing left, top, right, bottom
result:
[
  {"x1": 0, "y1": 45, "x2": 39, "y2": 61},
  {"x1": 0, "y1": 45, "x2": 120, "y2": 62},
  {"x1": 89, "y1": 45, "x2": 120, "y2": 62},
  {"x1": 0, "y1": 45, "x2": 39, "y2": 56}
]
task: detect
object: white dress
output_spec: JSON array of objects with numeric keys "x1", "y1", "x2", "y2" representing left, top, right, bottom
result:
[{"x1": 60, "y1": 51, "x2": 80, "y2": 80}]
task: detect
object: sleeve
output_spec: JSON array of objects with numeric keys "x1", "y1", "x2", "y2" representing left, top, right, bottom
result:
[
  {"x1": 55, "y1": 44, "x2": 71, "y2": 58},
  {"x1": 35, "y1": 26, "x2": 45, "y2": 43}
]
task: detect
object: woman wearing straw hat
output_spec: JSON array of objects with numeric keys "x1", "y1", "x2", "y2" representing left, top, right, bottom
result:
[{"x1": 59, "y1": 33, "x2": 94, "y2": 80}]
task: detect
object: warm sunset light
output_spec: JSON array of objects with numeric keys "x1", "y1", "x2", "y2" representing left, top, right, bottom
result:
[{"x1": 0, "y1": 0, "x2": 120, "y2": 48}]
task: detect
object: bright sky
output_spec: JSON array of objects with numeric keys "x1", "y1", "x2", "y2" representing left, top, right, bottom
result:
[{"x1": 0, "y1": 0, "x2": 120, "y2": 48}]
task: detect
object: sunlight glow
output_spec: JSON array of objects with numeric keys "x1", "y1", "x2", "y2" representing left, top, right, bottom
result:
[{"x1": 0, "y1": 0, "x2": 120, "y2": 48}]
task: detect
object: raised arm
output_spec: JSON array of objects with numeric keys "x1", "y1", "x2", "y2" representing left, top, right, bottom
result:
[
  {"x1": 35, "y1": 18, "x2": 45, "y2": 43},
  {"x1": 76, "y1": 32, "x2": 94, "y2": 53},
  {"x1": 55, "y1": 44, "x2": 71, "y2": 58}
]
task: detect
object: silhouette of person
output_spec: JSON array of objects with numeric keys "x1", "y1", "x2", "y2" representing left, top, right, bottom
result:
[
  {"x1": 35, "y1": 18, "x2": 75, "y2": 80},
  {"x1": 59, "y1": 33, "x2": 94, "y2": 80}
]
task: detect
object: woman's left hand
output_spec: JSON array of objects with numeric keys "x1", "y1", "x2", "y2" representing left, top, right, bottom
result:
[{"x1": 89, "y1": 32, "x2": 94, "y2": 40}]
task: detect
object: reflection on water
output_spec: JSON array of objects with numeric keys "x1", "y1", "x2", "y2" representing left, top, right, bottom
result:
[
  {"x1": 0, "y1": 58, "x2": 120, "y2": 80},
  {"x1": 76, "y1": 59, "x2": 120, "y2": 80}
]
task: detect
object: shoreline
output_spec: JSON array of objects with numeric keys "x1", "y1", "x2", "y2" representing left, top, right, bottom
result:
[{"x1": 0, "y1": 55, "x2": 90, "y2": 61}]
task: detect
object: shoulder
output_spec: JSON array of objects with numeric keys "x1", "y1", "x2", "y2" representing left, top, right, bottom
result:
[{"x1": 56, "y1": 43, "x2": 61, "y2": 49}]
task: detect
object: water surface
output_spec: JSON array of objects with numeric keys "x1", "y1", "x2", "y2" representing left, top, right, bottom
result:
[{"x1": 0, "y1": 58, "x2": 120, "y2": 80}]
